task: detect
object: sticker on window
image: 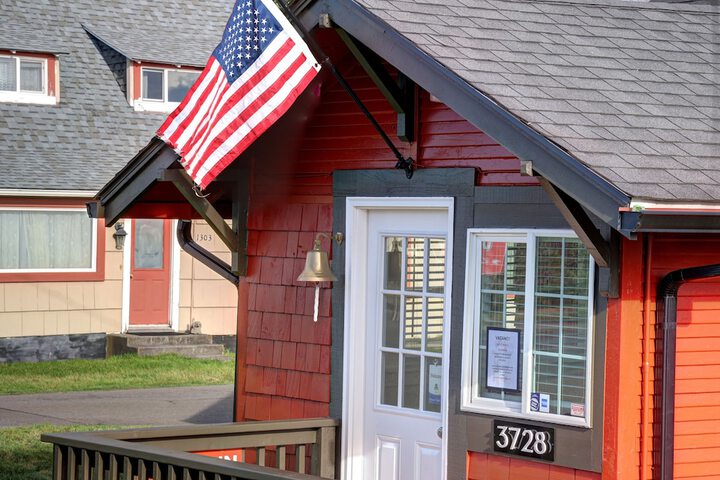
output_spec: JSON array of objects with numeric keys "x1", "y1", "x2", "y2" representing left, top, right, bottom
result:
[
  {"x1": 428, "y1": 362, "x2": 442, "y2": 406},
  {"x1": 570, "y1": 403, "x2": 585, "y2": 417},
  {"x1": 530, "y1": 393, "x2": 550, "y2": 413}
]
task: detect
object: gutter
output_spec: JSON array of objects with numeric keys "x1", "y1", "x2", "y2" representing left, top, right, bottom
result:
[
  {"x1": 656, "y1": 263, "x2": 720, "y2": 480},
  {"x1": 176, "y1": 220, "x2": 239, "y2": 286}
]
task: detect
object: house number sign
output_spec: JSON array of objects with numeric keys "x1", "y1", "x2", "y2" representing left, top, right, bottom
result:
[{"x1": 493, "y1": 420, "x2": 554, "y2": 461}]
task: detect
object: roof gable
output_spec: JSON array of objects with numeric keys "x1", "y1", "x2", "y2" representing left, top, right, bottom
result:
[{"x1": 312, "y1": 0, "x2": 719, "y2": 206}]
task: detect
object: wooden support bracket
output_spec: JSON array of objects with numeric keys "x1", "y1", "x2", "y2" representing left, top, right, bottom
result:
[
  {"x1": 335, "y1": 28, "x2": 415, "y2": 142},
  {"x1": 538, "y1": 177, "x2": 611, "y2": 268},
  {"x1": 161, "y1": 169, "x2": 239, "y2": 253}
]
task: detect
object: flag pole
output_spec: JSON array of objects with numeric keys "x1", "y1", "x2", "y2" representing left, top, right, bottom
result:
[{"x1": 276, "y1": 0, "x2": 414, "y2": 178}]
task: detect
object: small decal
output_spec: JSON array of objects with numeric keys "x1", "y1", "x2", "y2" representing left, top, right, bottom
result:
[
  {"x1": 428, "y1": 362, "x2": 442, "y2": 406},
  {"x1": 531, "y1": 393, "x2": 550, "y2": 413},
  {"x1": 570, "y1": 403, "x2": 585, "y2": 417}
]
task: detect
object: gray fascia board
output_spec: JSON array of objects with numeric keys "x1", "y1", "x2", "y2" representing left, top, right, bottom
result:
[
  {"x1": 621, "y1": 210, "x2": 720, "y2": 234},
  {"x1": 301, "y1": 0, "x2": 631, "y2": 228}
]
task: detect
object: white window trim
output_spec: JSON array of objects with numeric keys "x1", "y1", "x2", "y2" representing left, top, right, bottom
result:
[
  {"x1": 0, "y1": 55, "x2": 56, "y2": 105},
  {"x1": 134, "y1": 66, "x2": 199, "y2": 112},
  {"x1": 0, "y1": 207, "x2": 98, "y2": 273},
  {"x1": 461, "y1": 228, "x2": 595, "y2": 429}
]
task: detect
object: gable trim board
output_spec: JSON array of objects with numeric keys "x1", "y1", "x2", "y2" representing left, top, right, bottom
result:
[{"x1": 300, "y1": 0, "x2": 631, "y2": 228}]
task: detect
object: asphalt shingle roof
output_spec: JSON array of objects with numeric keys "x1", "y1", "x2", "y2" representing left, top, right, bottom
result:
[
  {"x1": 0, "y1": 0, "x2": 230, "y2": 192},
  {"x1": 355, "y1": 0, "x2": 720, "y2": 203}
]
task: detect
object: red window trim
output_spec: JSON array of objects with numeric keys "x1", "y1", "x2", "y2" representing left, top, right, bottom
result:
[
  {"x1": 0, "y1": 50, "x2": 58, "y2": 98},
  {"x1": 0, "y1": 198, "x2": 105, "y2": 283},
  {"x1": 131, "y1": 61, "x2": 202, "y2": 102}
]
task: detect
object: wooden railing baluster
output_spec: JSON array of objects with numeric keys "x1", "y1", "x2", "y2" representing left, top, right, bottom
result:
[
  {"x1": 153, "y1": 461, "x2": 162, "y2": 480},
  {"x1": 67, "y1": 447, "x2": 77, "y2": 480},
  {"x1": 53, "y1": 445, "x2": 67, "y2": 480},
  {"x1": 277, "y1": 446, "x2": 286, "y2": 470},
  {"x1": 108, "y1": 454, "x2": 118, "y2": 480},
  {"x1": 297, "y1": 445, "x2": 306, "y2": 474},
  {"x1": 94, "y1": 451, "x2": 105, "y2": 480},
  {"x1": 167, "y1": 464, "x2": 177, "y2": 480},
  {"x1": 257, "y1": 447, "x2": 266, "y2": 467}
]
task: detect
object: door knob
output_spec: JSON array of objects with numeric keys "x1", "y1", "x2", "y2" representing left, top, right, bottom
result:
[{"x1": 436, "y1": 426, "x2": 443, "y2": 439}]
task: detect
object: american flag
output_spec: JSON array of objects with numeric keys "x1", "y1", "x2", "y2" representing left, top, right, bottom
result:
[{"x1": 157, "y1": 0, "x2": 320, "y2": 188}]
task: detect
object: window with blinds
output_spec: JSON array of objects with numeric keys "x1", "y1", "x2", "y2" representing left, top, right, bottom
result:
[{"x1": 462, "y1": 230, "x2": 594, "y2": 428}]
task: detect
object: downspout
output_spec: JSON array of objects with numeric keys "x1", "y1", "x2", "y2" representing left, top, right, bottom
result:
[
  {"x1": 657, "y1": 263, "x2": 720, "y2": 480},
  {"x1": 176, "y1": 220, "x2": 239, "y2": 286}
]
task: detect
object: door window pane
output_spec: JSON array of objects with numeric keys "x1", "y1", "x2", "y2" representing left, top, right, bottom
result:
[
  {"x1": 405, "y1": 237, "x2": 425, "y2": 292},
  {"x1": 0, "y1": 210, "x2": 93, "y2": 270},
  {"x1": 167, "y1": 70, "x2": 199, "y2": 102},
  {"x1": 425, "y1": 298, "x2": 444, "y2": 353},
  {"x1": 134, "y1": 219, "x2": 164, "y2": 269},
  {"x1": 20, "y1": 60, "x2": 42, "y2": 92},
  {"x1": 424, "y1": 357, "x2": 442, "y2": 413},
  {"x1": 403, "y1": 296, "x2": 423, "y2": 350},
  {"x1": 142, "y1": 69, "x2": 164, "y2": 100},
  {"x1": 0, "y1": 57, "x2": 17, "y2": 91},
  {"x1": 384, "y1": 237, "x2": 402, "y2": 290},
  {"x1": 402, "y1": 354, "x2": 421, "y2": 409},
  {"x1": 380, "y1": 352, "x2": 399, "y2": 407},
  {"x1": 382, "y1": 294, "x2": 400, "y2": 348},
  {"x1": 427, "y1": 238, "x2": 446, "y2": 293}
]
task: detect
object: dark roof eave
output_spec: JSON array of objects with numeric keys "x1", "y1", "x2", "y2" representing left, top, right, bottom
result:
[
  {"x1": 621, "y1": 210, "x2": 720, "y2": 236},
  {"x1": 300, "y1": 0, "x2": 631, "y2": 229}
]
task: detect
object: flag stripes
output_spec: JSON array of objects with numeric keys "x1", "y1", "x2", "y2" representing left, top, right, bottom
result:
[{"x1": 157, "y1": 0, "x2": 320, "y2": 188}]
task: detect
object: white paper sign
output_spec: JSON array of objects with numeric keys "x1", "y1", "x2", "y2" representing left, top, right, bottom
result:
[{"x1": 486, "y1": 328, "x2": 520, "y2": 391}]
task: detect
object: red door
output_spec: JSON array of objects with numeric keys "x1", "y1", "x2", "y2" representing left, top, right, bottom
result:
[{"x1": 129, "y1": 219, "x2": 171, "y2": 327}]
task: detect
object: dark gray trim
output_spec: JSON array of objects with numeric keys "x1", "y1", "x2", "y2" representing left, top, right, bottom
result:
[
  {"x1": 447, "y1": 186, "x2": 606, "y2": 475},
  {"x1": 621, "y1": 210, "x2": 720, "y2": 235},
  {"x1": 0, "y1": 333, "x2": 107, "y2": 363},
  {"x1": 299, "y1": 0, "x2": 630, "y2": 228}
]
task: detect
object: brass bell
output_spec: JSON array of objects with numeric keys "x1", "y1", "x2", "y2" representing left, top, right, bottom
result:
[{"x1": 297, "y1": 237, "x2": 337, "y2": 282}]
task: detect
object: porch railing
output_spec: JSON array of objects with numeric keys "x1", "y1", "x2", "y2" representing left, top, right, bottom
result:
[{"x1": 41, "y1": 418, "x2": 339, "y2": 480}]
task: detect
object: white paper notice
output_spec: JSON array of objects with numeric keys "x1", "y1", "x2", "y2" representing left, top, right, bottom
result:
[{"x1": 486, "y1": 328, "x2": 520, "y2": 391}]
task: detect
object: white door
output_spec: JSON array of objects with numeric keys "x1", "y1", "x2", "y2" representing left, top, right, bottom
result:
[{"x1": 344, "y1": 199, "x2": 453, "y2": 480}]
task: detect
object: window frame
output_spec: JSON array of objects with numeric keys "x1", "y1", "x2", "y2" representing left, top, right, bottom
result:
[
  {"x1": 135, "y1": 65, "x2": 200, "y2": 112},
  {"x1": 0, "y1": 53, "x2": 56, "y2": 105},
  {"x1": 461, "y1": 228, "x2": 595, "y2": 428},
  {"x1": 0, "y1": 205, "x2": 105, "y2": 282}
]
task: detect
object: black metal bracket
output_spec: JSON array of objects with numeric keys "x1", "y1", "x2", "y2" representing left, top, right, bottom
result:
[
  {"x1": 176, "y1": 220, "x2": 239, "y2": 285},
  {"x1": 335, "y1": 28, "x2": 416, "y2": 142},
  {"x1": 395, "y1": 156, "x2": 414, "y2": 179},
  {"x1": 161, "y1": 168, "x2": 247, "y2": 275},
  {"x1": 538, "y1": 177, "x2": 610, "y2": 268}
]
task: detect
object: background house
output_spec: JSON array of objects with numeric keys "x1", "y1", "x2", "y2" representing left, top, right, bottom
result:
[{"x1": 0, "y1": 0, "x2": 239, "y2": 362}]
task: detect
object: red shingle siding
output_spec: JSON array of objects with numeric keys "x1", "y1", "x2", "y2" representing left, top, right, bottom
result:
[
  {"x1": 467, "y1": 452, "x2": 600, "y2": 480},
  {"x1": 237, "y1": 47, "x2": 535, "y2": 421}
]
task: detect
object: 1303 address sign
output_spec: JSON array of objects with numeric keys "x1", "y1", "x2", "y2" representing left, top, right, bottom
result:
[{"x1": 493, "y1": 420, "x2": 555, "y2": 461}]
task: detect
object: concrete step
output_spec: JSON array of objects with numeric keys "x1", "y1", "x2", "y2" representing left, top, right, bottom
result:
[
  {"x1": 135, "y1": 344, "x2": 226, "y2": 358},
  {"x1": 106, "y1": 334, "x2": 226, "y2": 359},
  {"x1": 110, "y1": 333, "x2": 213, "y2": 347}
]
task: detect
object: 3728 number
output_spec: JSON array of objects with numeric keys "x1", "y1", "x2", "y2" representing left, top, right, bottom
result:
[{"x1": 493, "y1": 420, "x2": 554, "y2": 461}]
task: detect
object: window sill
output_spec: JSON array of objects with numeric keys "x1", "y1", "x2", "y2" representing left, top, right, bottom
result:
[
  {"x1": 133, "y1": 100, "x2": 180, "y2": 113},
  {"x1": 460, "y1": 402, "x2": 591, "y2": 429},
  {"x1": 0, "y1": 91, "x2": 57, "y2": 105},
  {"x1": 0, "y1": 270, "x2": 104, "y2": 283}
]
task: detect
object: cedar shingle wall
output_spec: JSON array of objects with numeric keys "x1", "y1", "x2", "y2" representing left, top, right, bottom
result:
[
  {"x1": 237, "y1": 52, "x2": 531, "y2": 420},
  {"x1": 467, "y1": 452, "x2": 601, "y2": 480}
]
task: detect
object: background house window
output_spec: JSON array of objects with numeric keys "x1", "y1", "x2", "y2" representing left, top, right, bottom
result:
[
  {"x1": 0, "y1": 209, "x2": 96, "y2": 271},
  {"x1": 0, "y1": 53, "x2": 56, "y2": 104},
  {"x1": 462, "y1": 230, "x2": 594, "y2": 427},
  {"x1": 141, "y1": 67, "x2": 199, "y2": 104}
]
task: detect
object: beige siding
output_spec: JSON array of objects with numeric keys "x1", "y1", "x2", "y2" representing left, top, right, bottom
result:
[
  {"x1": 0, "y1": 226, "x2": 122, "y2": 337},
  {"x1": 177, "y1": 221, "x2": 238, "y2": 335},
  {"x1": 0, "y1": 221, "x2": 237, "y2": 338}
]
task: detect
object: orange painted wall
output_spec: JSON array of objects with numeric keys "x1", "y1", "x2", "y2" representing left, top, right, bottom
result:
[
  {"x1": 467, "y1": 452, "x2": 601, "y2": 480},
  {"x1": 605, "y1": 234, "x2": 720, "y2": 480}
]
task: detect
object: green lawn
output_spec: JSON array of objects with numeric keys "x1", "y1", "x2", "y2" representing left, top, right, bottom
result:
[
  {"x1": 0, "y1": 424, "x2": 135, "y2": 480},
  {"x1": 0, "y1": 354, "x2": 235, "y2": 395}
]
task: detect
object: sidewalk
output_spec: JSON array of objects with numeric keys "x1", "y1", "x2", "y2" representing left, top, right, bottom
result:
[{"x1": 0, "y1": 384, "x2": 234, "y2": 427}]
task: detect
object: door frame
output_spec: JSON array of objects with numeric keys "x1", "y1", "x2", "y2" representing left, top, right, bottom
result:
[
  {"x1": 121, "y1": 219, "x2": 181, "y2": 333},
  {"x1": 342, "y1": 197, "x2": 454, "y2": 480}
]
